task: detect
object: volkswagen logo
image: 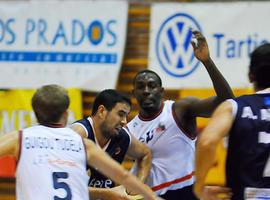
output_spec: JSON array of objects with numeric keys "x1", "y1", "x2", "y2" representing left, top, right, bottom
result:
[{"x1": 155, "y1": 13, "x2": 202, "y2": 77}]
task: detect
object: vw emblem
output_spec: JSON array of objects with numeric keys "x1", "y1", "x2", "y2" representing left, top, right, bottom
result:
[{"x1": 156, "y1": 13, "x2": 202, "y2": 77}]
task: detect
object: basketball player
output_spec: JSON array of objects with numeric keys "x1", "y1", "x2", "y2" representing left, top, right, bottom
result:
[
  {"x1": 0, "y1": 84, "x2": 160, "y2": 200},
  {"x1": 195, "y1": 44, "x2": 270, "y2": 200},
  {"x1": 127, "y1": 31, "x2": 234, "y2": 199},
  {"x1": 72, "y1": 89, "x2": 151, "y2": 200}
]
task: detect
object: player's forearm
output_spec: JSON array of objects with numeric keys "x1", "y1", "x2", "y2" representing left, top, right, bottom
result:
[
  {"x1": 89, "y1": 187, "x2": 111, "y2": 200},
  {"x1": 0, "y1": 131, "x2": 18, "y2": 157},
  {"x1": 103, "y1": 162, "x2": 155, "y2": 199},
  {"x1": 121, "y1": 172, "x2": 156, "y2": 200},
  {"x1": 136, "y1": 151, "x2": 152, "y2": 183},
  {"x1": 99, "y1": 163, "x2": 155, "y2": 200},
  {"x1": 202, "y1": 58, "x2": 234, "y2": 102},
  {"x1": 195, "y1": 136, "x2": 217, "y2": 197},
  {"x1": 87, "y1": 142, "x2": 156, "y2": 200}
]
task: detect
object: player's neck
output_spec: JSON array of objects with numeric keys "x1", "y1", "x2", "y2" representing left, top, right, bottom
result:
[
  {"x1": 40, "y1": 119, "x2": 66, "y2": 128},
  {"x1": 95, "y1": 132, "x2": 110, "y2": 149},
  {"x1": 139, "y1": 102, "x2": 164, "y2": 121},
  {"x1": 91, "y1": 117, "x2": 110, "y2": 148}
]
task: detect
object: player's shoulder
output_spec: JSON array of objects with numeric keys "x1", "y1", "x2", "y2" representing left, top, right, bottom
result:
[
  {"x1": 173, "y1": 96, "x2": 199, "y2": 110},
  {"x1": 118, "y1": 127, "x2": 131, "y2": 140},
  {"x1": 73, "y1": 118, "x2": 89, "y2": 126},
  {"x1": 232, "y1": 94, "x2": 262, "y2": 107},
  {"x1": 234, "y1": 93, "x2": 259, "y2": 101}
]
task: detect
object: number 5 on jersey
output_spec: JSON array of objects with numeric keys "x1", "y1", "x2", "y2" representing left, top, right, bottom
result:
[{"x1": 52, "y1": 172, "x2": 72, "y2": 200}]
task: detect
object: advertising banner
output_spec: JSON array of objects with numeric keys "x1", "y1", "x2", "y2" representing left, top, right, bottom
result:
[
  {"x1": 0, "y1": 89, "x2": 82, "y2": 134},
  {"x1": 0, "y1": 1, "x2": 128, "y2": 91},
  {"x1": 149, "y1": 2, "x2": 270, "y2": 88}
]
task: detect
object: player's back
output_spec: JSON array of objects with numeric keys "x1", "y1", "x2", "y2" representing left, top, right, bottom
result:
[
  {"x1": 227, "y1": 93, "x2": 270, "y2": 200},
  {"x1": 16, "y1": 125, "x2": 89, "y2": 200}
]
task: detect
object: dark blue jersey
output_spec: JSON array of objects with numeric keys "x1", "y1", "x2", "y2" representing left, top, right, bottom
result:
[
  {"x1": 74, "y1": 118, "x2": 131, "y2": 188},
  {"x1": 226, "y1": 93, "x2": 270, "y2": 200}
]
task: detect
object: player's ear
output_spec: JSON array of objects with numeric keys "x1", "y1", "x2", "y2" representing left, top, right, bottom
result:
[{"x1": 97, "y1": 105, "x2": 107, "y2": 119}]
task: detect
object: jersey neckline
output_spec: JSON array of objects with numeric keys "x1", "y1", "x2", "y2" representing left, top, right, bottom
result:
[{"x1": 138, "y1": 101, "x2": 164, "y2": 121}]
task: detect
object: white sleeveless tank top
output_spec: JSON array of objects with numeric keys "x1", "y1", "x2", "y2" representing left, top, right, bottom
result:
[
  {"x1": 127, "y1": 100, "x2": 196, "y2": 195},
  {"x1": 16, "y1": 125, "x2": 89, "y2": 200}
]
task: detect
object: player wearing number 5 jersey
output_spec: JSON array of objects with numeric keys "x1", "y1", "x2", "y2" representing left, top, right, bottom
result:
[
  {"x1": 195, "y1": 44, "x2": 270, "y2": 200},
  {"x1": 16, "y1": 125, "x2": 89, "y2": 200},
  {"x1": 0, "y1": 85, "x2": 161, "y2": 200}
]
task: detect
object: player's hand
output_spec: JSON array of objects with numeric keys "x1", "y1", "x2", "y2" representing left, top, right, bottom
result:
[
  {"x1": 107, "y1": 186, "x2": 132, "y2": 200},
  {"x1": 126, "y1": 187, "x2": 137, "y2": 196},
  {"x1": 107, "y1": 190, "x2": 131, "y2": 200},
  {"x1": 199, "y1": 186, "x2": 232, "y2": 200},
  {"x1": 191, "y1": 30, "x2": 210, "y2": 63}
]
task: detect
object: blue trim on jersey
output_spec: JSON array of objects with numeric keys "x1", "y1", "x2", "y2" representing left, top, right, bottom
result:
[{"x1": 264, "y1": 97, "x2": 270, "y2": 106}]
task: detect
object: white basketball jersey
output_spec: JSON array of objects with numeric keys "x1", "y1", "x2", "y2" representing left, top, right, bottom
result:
[
  {"x1": 16, "y1": 125, "x2": 89, "y2": 200},
  {"x1": 127, "y1": 100, "x2": 196, "y2": 195}
]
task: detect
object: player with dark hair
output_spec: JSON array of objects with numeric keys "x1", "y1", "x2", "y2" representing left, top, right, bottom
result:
[
  {"x1": 72, "y1": 89, "x2": 152, "y2": 200},
  {"x1": 195, "y1": 43, "x2": 270, "y2": 200},
  {"x1": 0, "y1": 84, "x2": 160, "y2": 200},
  {"x1": 127, "y1": 31, "x2": 234, "y2": 200}
]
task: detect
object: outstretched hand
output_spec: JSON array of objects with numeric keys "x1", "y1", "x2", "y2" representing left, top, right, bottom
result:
[
  {"x1": 116, "y1": 186, "x2": 165, "y2": 200},
  {"x1": 109, "y1": 186, "x2": 132, "y2": 200},
  {"x1": 191, "y1": 30, "x2": 210, "y2": 63}
]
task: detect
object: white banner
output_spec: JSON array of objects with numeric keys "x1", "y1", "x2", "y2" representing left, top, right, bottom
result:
[
  {"x1": 149, "y1": 2, "x2": 270, "y2": 88},
  {"x1": 0, "y1": 0, "x2": 128, "y2": 91}
]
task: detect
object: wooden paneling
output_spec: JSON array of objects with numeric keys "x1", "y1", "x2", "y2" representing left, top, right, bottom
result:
[{"x1": 0, "y1": 178, "x2": 15, "y2": 200}]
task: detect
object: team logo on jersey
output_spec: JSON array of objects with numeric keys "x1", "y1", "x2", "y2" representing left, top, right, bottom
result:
[
  {"x1": 155, "y1": 13, "x2": 202, "y2": 77},
  {"x1": 156, "y1": 122, "x2": 166, "y2": 133},
  {"x1": 89, "y1": 178, "x2": 113, "y2": 188},
  {"x1": 138, "y1": 123, "x2": 166, "y2": 144},
  {"x1": 132, "y1": 122, "x2": 138, "y2": 128}
]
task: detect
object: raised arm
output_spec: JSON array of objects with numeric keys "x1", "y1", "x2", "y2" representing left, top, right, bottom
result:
[
  {"x1": 126, "y1": 134, "x2": 152, "y2": 183},
  {"x1": 178, "y1": 31, "x2": 234, "y2": 118},
  {"x1": 194, "y1": 101, "x2": 233, "y2": 199},
  {"x1": 83, "y1": 138, "x2": 159, "y2": 200}
]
